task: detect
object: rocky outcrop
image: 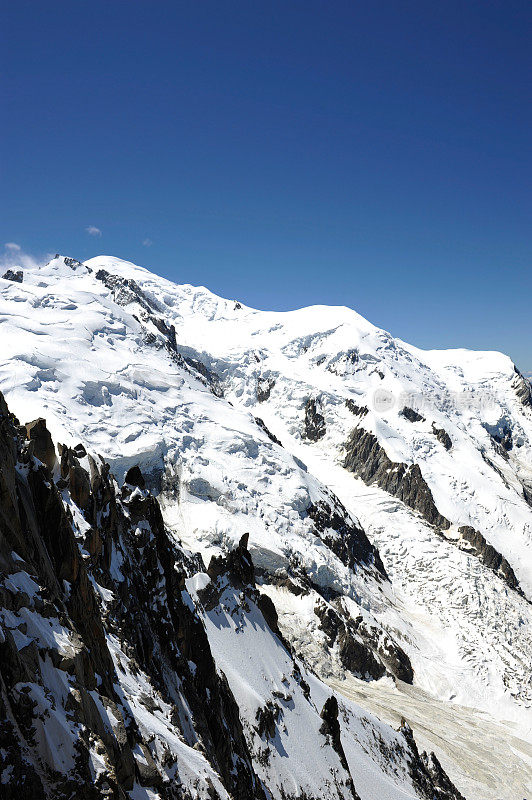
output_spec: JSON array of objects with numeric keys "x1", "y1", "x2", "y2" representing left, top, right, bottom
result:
[
  {"x1": 327, "y1": 349, "x2": 359, "y2": 376},
  {"x1": 255, "y1": 416, "x2": 283, "y2": 446},
  {"x1": 431, "y1": 424, "x2": 452, "y2": 450},
  {"x1": 207, "y1": 533, "x2": 255, "y2": 586},
  {"x1": 124, "y1": 463, "x2": 146, "y2": 489},
  {"x1": 63, "y1": 256, "x2": 83, "y2": 269},
  {"x1": 483, "y1": 420, "x2": 513, "y2": 453},
  {"x1": 96, "y1": 267, "x2": 179, "y2": 356},
  {"x1": 315, "y1": 601, "x2": 413, "y2": 684},
  {"x1": 399, "y1": 720, "x2": 466, "y2": 800},
  {"x1": 182, "y1": 354, "x2": 224, "y2": 398},
  {"x1": 255, "y1": 700, "x2": 281, "y2": 741},
  {"x1": 1, "y1": 407, "x2": 128, "y2": 797},
  {"x1": 457, "y1": 526, "x2": 519, "y2": 592},
  {"x1": 401, "y1": 407, "x2": 425, "y2": 423},
  {"x1": 315, "y1": 602, "x2": 384, "y2": 680},
  {"x1": 343, "y1": 427, "x2": 450, "y2": 530},
  {"x1": 343, "y1": 428, "x2": 522, "y2": 594},
  {"x1": 111, "y1": 488, "x2": 264, "y2": 799},
  {"x1": 96, "y1": 266, "x2": 227, "y2": 399},
  {"x1": 96, "y1": 268, "x2": 157, "y2": 316},
  {"x1": 257, "y1": 377, "x2": 275, "y2": 402},
  {"x1": 345, "y1": 399, "x2": 368, "y2": 417},
  {"x1": 512, "y1": 367, "x2": 532, "y2": 408},
  {"x1": 307, "y1": 496, "x2": 387, "y2": 577},
  {"x1": 319, "y1": 696, "x2": 360, "y2": 799},
  {"x1": 24, "y1": 418, "x2": 57, "y2": 470},
  {"x1": 522, "y1": 482, "x2": 532, "y2": 508},
  {"x1": 2, "y1": 269, "x2": 23, "y2": 283},
  {"x1": 303, "y1": 398, "x2": 326, "y2": 441}
]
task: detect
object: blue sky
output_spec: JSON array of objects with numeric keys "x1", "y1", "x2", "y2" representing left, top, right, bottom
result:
[{"x1": 2, "y1": 1, "x2": 531, "y2": 371}]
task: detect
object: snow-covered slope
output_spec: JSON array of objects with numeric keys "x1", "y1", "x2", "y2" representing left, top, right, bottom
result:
[
  {"x1": 1, "y1": 255, "x2": 531, "y2": 797},
  {"x1": 0, "y1": 390, "x2": 463, "y2": 800}
]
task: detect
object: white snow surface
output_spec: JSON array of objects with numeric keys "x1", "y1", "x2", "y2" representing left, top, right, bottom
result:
[{"x1": 1, "y1": 254, "x2": 532, "y2": 798}]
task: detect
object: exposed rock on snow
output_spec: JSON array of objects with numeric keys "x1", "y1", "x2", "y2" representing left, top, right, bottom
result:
[
  {"x1": 345, "y1": 399, "x2": 368, "y2": 418},
  {"x1": 401, "y1": 407, "x2": 425, "y2": 423},
  {"x1": 1, "y1": 268, "x2": 23, "y2": 283},
  {"x1": 24, "y1": 417, "x2": 57, "y2": 470},
  {"x1": 307, "y1": 496, "x2": 386, "y2": 576},
  {"x1": 303, "y1": 397, "x2": 326, "y2": 441},
  {"x1": 512, "y1": 366, "x2": 532, "y2": 407},
  {"x1": 343, "y1": 427, "x2": 450, "y2": 529},
  {"x1": 431, "y1": 423, "x2": 452, "y2": 450},
  {"x1": 457, "y1": 526, "x2": 519, "y2": 591}
]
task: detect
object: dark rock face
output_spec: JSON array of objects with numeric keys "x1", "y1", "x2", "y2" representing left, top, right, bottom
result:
[
  {"x1": 182, "y1": 354, "x2": 224, "y2": 398},
  {"x1": 24, "y1": 418, "x2": 56, "y2": 470},
  {"x1": 96, "y1": 268, "x2": 156, "y2": 315},
  {"x1": 399, "y1": 720, "x2": 466, "y2": 800},
  {"x1": 2, "y1": 269, "x2": 23, "y2": 283},
  {"x1": 255, "y1": 416, "x2": 283, "y2": 446},
  {"x1": 256, "y1": 592, "x2": 280, "y2": 636},
  {"x1": 256, "y1": 377, "x2": 275, "y2": 402},
  {"x1": 483, "y1": 421, "x2": 513, "y2": 453},
  {"x1": 124, "y1": 463, "x2": 146, "y2": 489},
  {"x1": 111, "y1": 488, "x2": 264, "y2": 800},
  {"x1": 458, "y1": 526, "x2": 519, "y2": 592},
  {"x1": 303, "y1": 398, "x2": 326, "y2": 442},
  {"x1": 63, "y1": 257, "x2": 82, "y2": 269},
  {"x1": 431, "y1": 424, "x2": 452, "y2": 450},
  {"x1": 327, "y1": 350, "x2": 359, "y2": 376},
  {"x1": 256, "y1": 700, "x2": 281, "y2": 741},
  {"x1": 343, "y1": 428, "x2": 521, "y2": 594},
  {"x1": 512, "y1": 367, "x2": 532, "y2": 407},
  {"x1": 315, "y1": 602, "x2": 384, "y2": 681},
  {"x1": 319, "y1": 696, "x2": 360, "y2": 799},
  {"x1": 345, "y1": 399, "x2": 368, "y2": 417},
  {"x1": 207, "y1": 533, "x2": 255, "y2": 587},
  {"x1": 401, "y1": 407, "x2": 425, "y2": 423},
  {"x1": 314, "y1": 601, "x2": 413, "y2": 684},
  {"x1": 497, "y1": 429, "x2": 513, "y2": 452},
  {"x1": 307, "y1": 496, "x2": 387, "y2": 577},
  {"x1": 523, "y1": 482, "x2": 532, "y2": 508},
  {"x1": 338, "y1": 630, "x2": 383, "y2": 678},
  {"x1": 59, "y1": 444, "x2": 91, "y2": 511},
  {"x1": 343, "y1": 427, "x2": 450, "y2": 530}
]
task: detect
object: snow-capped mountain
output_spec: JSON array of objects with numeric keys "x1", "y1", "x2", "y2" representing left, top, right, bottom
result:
[{"x1": 1, "y1": 255, "x2": 531, "y2": 799}]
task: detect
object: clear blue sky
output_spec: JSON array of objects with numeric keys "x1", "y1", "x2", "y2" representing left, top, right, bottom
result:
[{"x1": 2, "y1": 1, "x2": 531, "y2": 371}]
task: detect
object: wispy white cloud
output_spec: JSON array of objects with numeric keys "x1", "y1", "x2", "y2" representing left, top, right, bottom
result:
[
  {"x1": 86, "y1": 225, "x2": 102, "y2": 237},
  {"x1": 142, "y1": 238, "x2": 153, "y2": 247},
  {"x1": 1, "y1": 243, "x2": 46, "y2": 271}
]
